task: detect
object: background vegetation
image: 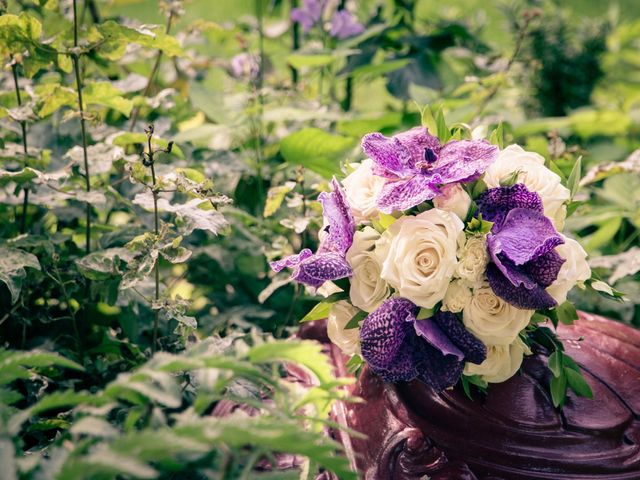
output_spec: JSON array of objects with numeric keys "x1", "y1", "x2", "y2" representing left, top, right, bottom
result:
[{"x1": 1, "y1": 0, "x2": 638, "y2": 478}]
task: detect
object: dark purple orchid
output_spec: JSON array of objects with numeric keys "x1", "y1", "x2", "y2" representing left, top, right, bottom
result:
[
  {"x1": 361, "y1": 127, "x2": 499, "y2": 213},
  {"x1": 291, "y1": 0, "x2": 325, "y2": 32},
  {"x1": 329, "y1": 10, "x2": 364, "y2": 39},
  {"x1": 359, "y1": 298, "x2": 486, "y2": 391},
  {"x1": 270, "y1": 178, "x2": 355, "y2": 288},
  {"x1": 477, "y1": 184, "x2": 565, "y2": 310}
]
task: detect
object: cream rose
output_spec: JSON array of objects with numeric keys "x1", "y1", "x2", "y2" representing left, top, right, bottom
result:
[
  {"x1": 433, "y1": 184, "x2": 472, "y2": 220},
  {"x1": 346, "y1": 227, "x2": 390, "y2": 312},
  {"x1": 547, "y1": 236, "x2": 591, "y2": 304},
  {"x1": 484, "y1": 145, "x2": 570, "y2": 229},
  {"x1": 464, "y1": 338, "x2": 531, "y2": 383},
  {"x1": 327, "y1": 301, "x2": 361, "y2": 356},
  {"x1": 342, "y1": 159, "x2": 387, "y2": 222},
  {"x1": 463, "y1": 281, "x2": 533, "y2": 345},
  {"x1": 380, "y1": 209, "x2": 464, "y2": 309},
  {"x1": 442, "y1": 279, "x2": 472, "y2": 313},
  {"x1": 456, "y1": 234, "x2": 489, "y2": 284}
]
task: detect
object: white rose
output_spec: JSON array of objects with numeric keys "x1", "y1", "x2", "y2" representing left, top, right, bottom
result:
[
  {"x1": 433, "y1": 184, "x2": 472, "y2": 220},
  {"x1": 547, "y1": 236, "x2": 591, "y2": 304},
  {"x1": 463, "y1": 281, "x2": 533, "y2": 346},
  {"x1": 484, "y1": 145, "x2": 570, "y2": 229},
  {"x1": 342, "y1": 159, "x2": 387, "y2": 222},
  {"x1": 456, "y1": 234, "x2": 489, "y2": 284},
  {"x1": 346, "y1": 227, "x2": 391, "y2": 312},
  {"x1": 442, "y1": 279, "x2": 472, "y2": 313},
  {"x1": 380, "y1": 209, "x2": 464, "y2": 309},
  {"x1": 464, "y1": 338, "x2": 531, "y2": 383},
  {"x1": 327, "y1": 301, "x2": 361, "y2": 356}
]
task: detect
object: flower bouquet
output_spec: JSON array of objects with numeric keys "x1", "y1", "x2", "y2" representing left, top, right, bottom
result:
[{"x1": 271, "y1": 122, "x2": 604, "y2": 406}]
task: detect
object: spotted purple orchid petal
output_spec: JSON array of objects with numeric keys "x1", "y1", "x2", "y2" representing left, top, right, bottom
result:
[
  {"x1": 376, "y1": 175, "x2": 442, "y2": 214},
  {"x1": 317, "y1": 178, "x2": 355, "y2": 255},
  {"x1": 476, "y1": 183, "x2": 543, "y2": 229},
  {"x1": 361, "y1": 127, "x2": 441, "y2": 179},
  {"x1": 478, "y1": 185, "x2": 565, "y2": 310},
  {"x1": 269, "y1": 178, "x2": 354, "y2": 288},
  {"x1": 435, "y1": 140, "x2": 499, "y2": 184},
  {"x1": 432, "y1": 311, "x2": 486, "y2": 365},
  {"x1": 291, "y1": 0, "x2": 325, "y2": 32},
  {"x1": 362, "y1": 127, "x2": 498, "y2": 212},
  {"x1": 329, "y1": 10, "x2": 365, "y2": 39},
  {"x1": 360, "y1": 299, "x2": 486, "y2": 390},
  {"x1": 413, "y1": 318, "x2": 464, "y2": 361}
]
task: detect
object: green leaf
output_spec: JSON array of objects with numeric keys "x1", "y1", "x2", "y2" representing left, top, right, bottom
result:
[
  {"x1": 35, "y1": 83, "x2": 76, "y2": 117},
  {"x1": 263, "y1": 182, "x2": 295, "y2": 218},
  {"x1": 555, "y1": 301, "x2": 578, "y2": 326},
  {"x1": 344, "y1": 310, "x2": 367, "y2": 330},
  {"x1": 286, "y1": 54, "x2": 336, "y2": 69},
  {"x1": 300, "y1": 302, "x2": 332, "y2": 323},
  {"x1": 567, "y1": 156, "x2": 582, "y2": 199},
  {"x1": 0, "y1": 247, "x2": 41, "y2": 304},
  {"x1": 249, "y1": 340, "x2": 334, "y2": 385},
  {"x1": 548, "y1": 351, "x2": 562, "y2": 377},
  {"x1": 84, "y1": 82, "x2": 133, "y2": 117},
  {"x1": 435, "y1": 107, "x2": 450, "y2": 142},
  {"x1": 421, "y1": 105, "x2": 438, "y2": 134},
  {"x1": 550, "y1": 372, "x2": 567, "y2": 408},
  {"x1": 584, "y1": 217, "x2": 622, "y2": 252},
  {"x1": 489, "y1": 122, "x2": 505, "y2": 149},
  {"x1": 112, "y1": 132, "x2": 184, "y2": 159},
  {"x1": 97, "y1": 21, "x2": 184, "y2": 60},
  {"x1": 343, "y1": 59, "x2": 410, "y2": 81},
  {"x1": 0, "y1": 167, "x2": 40, "y2": 187},
  {"x1": 280, "y1": 128, "x2": 356, "y2": 178},
  {"x1": 76, "y1": 248, "x2": 133, "y2": 281},
  {"x1": 565, "y1": 367, "x2": 593, "y2": 398}
]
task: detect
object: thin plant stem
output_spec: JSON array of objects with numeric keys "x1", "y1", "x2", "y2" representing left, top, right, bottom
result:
[
  {"x1": 129, "y1": 11, "x2": 175, "y2": 131},
  {"x1": 471, "y1": 12, "x2": 535, "y2": 124},
  {"x1": 72, "y1": 0, "x2": 91, "y2": 255},
  {"x1": 254, "y1": 0, "x2": 265, "y2": 202},
  {"x1": 10, "y1": 59, "x2": 30, "y2": 234},
  {"x1": 290, "y1": 0, "x2": 300, "y2": 85}
]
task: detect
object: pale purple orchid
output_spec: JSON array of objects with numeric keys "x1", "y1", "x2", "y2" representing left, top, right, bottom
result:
[
  {"x1": 477, "y1": 184, "x2": 565, "y2": 310},
  {"x1": 270, "y1": 178, "x2": 355, "y2": 288},
  {"x1": 291, "y1": 0, "x2": 325, "y2": 32},
  {"x1": 330, "y1": 10, "x2": 365, "y2": 39},
  {"x1": 361, "y1": 127, "x2": 499, "y2": 213},
  {"x1": 359, "y1": 298, "x2": 486, "y2": 390}
]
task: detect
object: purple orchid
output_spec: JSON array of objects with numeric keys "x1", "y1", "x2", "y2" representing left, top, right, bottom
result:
[
  {"x1": 291, "y1": 0, "x2": 325, "y2": 32},
  {"x1": 361, "y1": 127, "x2": 499, "y2": 213},
  {"x1": 359, "y1": 298, "x2": 486, "y2": 391},
  {"x1": 477, "y1": 184, "x2": 565, "y2": 310},
  {"x1": 329, "y1": 10, "x2": 364, "y2": 39},
  {"x1": 270, "y1": 178, "x2": 355, "y2": 288}
]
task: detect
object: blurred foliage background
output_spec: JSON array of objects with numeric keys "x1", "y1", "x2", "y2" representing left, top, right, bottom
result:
[{"x1": 0, "y1": 0, "x2": 639, "y2": 478}]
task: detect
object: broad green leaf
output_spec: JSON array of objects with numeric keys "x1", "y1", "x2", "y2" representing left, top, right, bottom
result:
[
  {"x1": 565, "y1": 367, "x2": 593, "y2": 398},
  {"x1": 300, "y1": 301, "x2": 332, "y2": 323},
  {"x1": 84, "y1": 82, "x2": 133, "y2": 117},
  {"x1": 0, "y1": 167, "x2": 40, "y2": 187},
  {"x1": 555, "y1": 301, "x2": 578, "y2": 326},
  {"x1": 35, "y1": 84, "x2": 76, "y2": 117},
  {"x1": 96, "y1": 21, "x2": 184, "y2": 60},
  {"x1": 584, "y1": 217, "x2": 622, "y2": 252},
  {"x1": 550, "y1": 372, "x2": 567, "y2": 408},
  {"x1": 548, "y1": 351, "x2": 562, "y2": 377},
  {"x1": 263, "y1": 182, "x2": 295, "y2": 218},
  {"x1": 280, "y1": 128, "x2": 356, "y2": 178}
]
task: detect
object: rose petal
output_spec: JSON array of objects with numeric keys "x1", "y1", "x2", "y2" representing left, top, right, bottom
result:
[
  {"x1": 432, "y1": 311, "x2": 487, "y2": 365},
  {"x1": 434, "y1": 139, "x2": 498, "y2": 184},
  {"x1": 360, "y1": 298, "x2": 418, "y2": 373},
  {"x1": 376, "y1": 175, "x2": 441, "y2": 213},
  {"x1": 361, "y1": 127, "x2": 440, "y2": 179},
  {"x1": 317, "y1": 178, "x2": 355, "y2": 255},
  {"x1": 291, "y1": 252, "x2": 352, "y2": 288},
  {"x1": 269, "y1": 248, "x2": 314, "y2": 273},
  {"x1": 413, "y1": 318, "x2": 464, "y2": 361},
  {"x1": 487, "y1": 263, "x2": 557, "y2": 310},
  {"x1": 488, "y1": 208, "x2": 564, "y2": 266},
  {"x1": 477, "y1": 184, "x2": 543, "y2": 229}
]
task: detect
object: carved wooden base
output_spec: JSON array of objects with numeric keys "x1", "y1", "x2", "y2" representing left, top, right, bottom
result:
[{"x1": 318, "y1": 313, "x2": 640, "y2": 479}]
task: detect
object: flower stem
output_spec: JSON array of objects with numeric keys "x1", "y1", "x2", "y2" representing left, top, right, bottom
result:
[
  {"x1": 128, "y1": 10, "x2": 175, "y2": 132},
  {"x1": 72, "y1": 0, "x2": 91, "y2": 255},
  {"x1": 10, "y1": 59, "x2": 29, "y2": 234}
]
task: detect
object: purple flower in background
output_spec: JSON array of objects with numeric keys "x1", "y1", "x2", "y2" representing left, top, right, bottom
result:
[
  {"x1": 270, "y1": 178, "x2": 355, "y2": 288},
  {"x1": 229, "y1": 53, "x2": 260, "y2": 80},
  {"x1": 291, "y1": 0, "x2": 325, "y2": 32},
  {"x1": 329, "y1": 10, "x2": 364, "y2": 39},
  {"x1": 359, "y1": 298, "x2": 486, "y2": 391},
  {"x1": 477, "y1": 184, "x2": 565, "y2": 310},
  {"x1": 362, "y1": 127, "x2": 499, "y2": 213}
]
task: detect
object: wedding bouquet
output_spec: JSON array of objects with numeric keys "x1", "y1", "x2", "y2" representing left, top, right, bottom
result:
[{"x1": 271, "y1": 124, "x2": 598, "y2": 405}]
